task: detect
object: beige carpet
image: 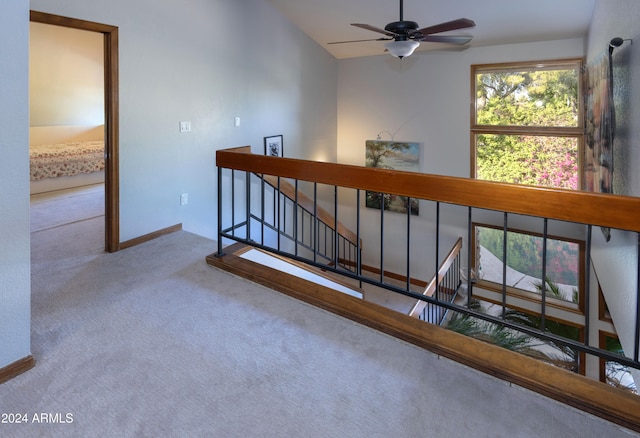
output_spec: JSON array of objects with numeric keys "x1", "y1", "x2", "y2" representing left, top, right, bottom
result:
[
  {"x1": 30, "y1": 183, "x2": 104, "y2": 233},
  {"x1": 2, "y1": 202, "x2": 637, "y2": 436}
]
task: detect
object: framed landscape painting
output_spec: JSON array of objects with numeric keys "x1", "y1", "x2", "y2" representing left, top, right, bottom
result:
[{"x1": 365, "y1": 140, "x2": 420, "y2": 215}]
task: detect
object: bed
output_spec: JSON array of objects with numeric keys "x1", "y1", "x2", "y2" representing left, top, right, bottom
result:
[
  {"x1": 30, "y1": 140, "x2": 104, "y2": 180},
  {"x1": 30, "y1": 126, "x2": 105, "y2": 194}
]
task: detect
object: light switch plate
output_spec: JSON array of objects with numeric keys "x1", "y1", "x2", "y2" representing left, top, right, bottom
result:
[{"x1": 180, "y1": 121, "x2": 191, "y2": 133}]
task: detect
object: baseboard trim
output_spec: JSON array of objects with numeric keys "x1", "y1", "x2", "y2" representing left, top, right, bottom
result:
[
  {"x1": 119, "y1": 224, "x2": 182, "y2": 250},
  {"x1": 0, "y1": 355, "x2": 36, "y2": 384}
]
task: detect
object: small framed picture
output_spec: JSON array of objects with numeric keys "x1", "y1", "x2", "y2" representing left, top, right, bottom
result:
[{"x1": 264, "y1": 135, "x2": 283, "y2": 157}]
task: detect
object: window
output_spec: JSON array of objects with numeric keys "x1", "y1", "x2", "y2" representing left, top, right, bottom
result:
[
  {"x1": 598, "y1": 286, "x2": 612, "y2": 323},
  {"x1": 447, "y1": 297, "x2": 584, "y2": 374},
  {"x1": 469, "y1": 223, "x2": 586, "y2": 373},
  {"x1": 471, "y1": 59, "x2": 584, "y2": 189},
  {"x1": 599, "y1": 331, "x2": 638, "y2": 394},
  {"x1": 473, "y1": 223, "x2": 584, "y2": 309}
]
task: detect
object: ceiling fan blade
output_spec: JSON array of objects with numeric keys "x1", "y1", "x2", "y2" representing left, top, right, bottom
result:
[
  {"x1": 328, "y1": 37, "x2": 391, "y2": 45},
  {"x1": 418, "y1": 35, "x2": 473, "y2": 45},
  {"x1": 415, "y1": 18, "x2": 475, "y2": 36},
  {"x1": 351, "y1": 23, "x2": 397, "y2": 37}
]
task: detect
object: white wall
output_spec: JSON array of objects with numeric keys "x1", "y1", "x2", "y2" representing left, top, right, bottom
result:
[
  {"x1": 337, "y1": 38, "x2": 584, "y2": 172},
  {"x1": 30, "y1": 22, "x2": 104, "y2": 127},
  {"x1": 30, "y1": 0, "x2": 338, "y2": 241},
  {"x1": 0, "y1": 0, "x2": 337, "y2": 372},
  {"x1": 336, "y1": 38, "x2": 584, "y2": 275},
  {"x1": 586, "y1": 0, "x2": 640, "y2": 368},
  {"x1": 0, "y1": 0, "x2": 31, "y2": 369}
]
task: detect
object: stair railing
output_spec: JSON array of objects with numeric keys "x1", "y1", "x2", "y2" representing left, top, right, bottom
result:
[
  {"x1": 214, "y1": 145, "x2": 640, "y2": 431},
  {"x1": 409, "y1": 237, "x2": 462, "y2": 324},
  {"x1": 258, "y1": 174, "x2": 361, "y2": 272}
]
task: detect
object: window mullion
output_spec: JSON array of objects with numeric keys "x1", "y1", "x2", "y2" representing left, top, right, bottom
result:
[{"x1": 471, "y1": 125, "x2": 583, "y2": 137}]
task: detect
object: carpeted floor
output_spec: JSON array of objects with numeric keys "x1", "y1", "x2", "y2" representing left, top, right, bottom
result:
[
  {"x1": 30, "y1": 184, "x2": 104, "y2": 233},
  {"x1": 2, "y1": 193, "x2": 637, "y2": 437}
]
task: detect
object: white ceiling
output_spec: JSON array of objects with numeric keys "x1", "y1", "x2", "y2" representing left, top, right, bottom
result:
[{"x1": 267, "y1": 0, "x2": 596, "y2": 59}]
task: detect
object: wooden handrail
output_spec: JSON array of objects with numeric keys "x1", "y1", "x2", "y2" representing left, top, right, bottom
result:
[
  {"x1": 408, "y1": 237, "x2": 463, "y2": 318},
  {"x1": 217, "y1": 147, "x2": 640, "y2": 233}
]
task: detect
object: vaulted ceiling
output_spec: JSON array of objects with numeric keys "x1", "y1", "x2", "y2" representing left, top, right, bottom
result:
[{"x1": 267, "y1": 0, "x2": 596, "y2": 59}]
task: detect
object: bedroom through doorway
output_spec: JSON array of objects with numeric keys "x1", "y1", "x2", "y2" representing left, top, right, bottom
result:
[{"x1": 29, "y1": 11, "x2": 119, "y2": 252}]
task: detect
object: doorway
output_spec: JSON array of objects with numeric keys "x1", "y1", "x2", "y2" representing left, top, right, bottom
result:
[{"x1": 30, "y1": 11, "x2": 119, "y2": 252}]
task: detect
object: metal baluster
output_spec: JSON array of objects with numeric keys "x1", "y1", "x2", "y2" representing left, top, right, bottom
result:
[
  {"x1": 277, "y1": 176, "x2": 281, "y2": 252},
  {"x1": 455, "y1": 251, "x2": 460, "y2": 290},
  {"x1": 467, "y1": 206, "x2": 473, "y2": 307},
  {"x1": 540, "y1": 219, "x2": 548, "y2": 332},
  {"x1": 501, "y1": 213, "x2": 508, "y2": 319},
  {"x1": 334, "y1": 185, "x2": 339, "y2": 269},
  {"x1": 324, "y1": 224, "x2": 328, "y2": 260},
  {"x1": 272, "y1": 176, "x2": 276, "y2": 228},
  {"x1": 217, "y1": 166, "x2": 223, "y2": 256},
  {"x1": 260, "y1": 174, "x2": 265, "y2": 245},
  {"x1": 635, "y1": 233, "x2": 640, "y2": 362},
  {"x1": 231, "y1": 170, "x2": 235, "y2": 238},
  {"x1": 301, "y1": 208, "x2": 305, "y2": 249},
  {"x1": 346, "y1": 238, "x2": 349, "y2": 270},
  {"x1": 584, "y1": 225, "x2": 592, "y2": 348},
  {"x1": 435, "y1": 202, "x2": 440, "y2": 301},
  {"x1": 283, "y1": 194, "x2": 288, "y2": 241},
  {"x1": 357, "y1": 190, "x2": 362, "y2": 287},
  {"x1": 245, "y1": 171, "x2": 251, "y2": 241},
  {"x1": 313, "y1": 183, "x2": 318, "y2": 263},
  {"x1": 294, "y1": 179, "x2": 299, "y2": 257},
  {"x1": 406, "y1": 197, "x2": 412, "y2": 291},
  {"x1": 380, "y1": 193, "x2": 385, "y2": 284}
]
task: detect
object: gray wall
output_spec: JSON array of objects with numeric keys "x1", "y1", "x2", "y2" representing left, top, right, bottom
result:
[
  {"x1": 0, "y1": 0, "x2": 337, "y2": 370},
  {"x1": 29, "y1": 0, "x2": 338, "y2": 241},
  {"x1": 0, "y1": 1, "x2": 31, "y2": 370}
]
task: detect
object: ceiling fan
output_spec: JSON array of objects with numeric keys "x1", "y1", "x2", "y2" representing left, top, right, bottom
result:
[{"x1": 328, "y1": 0, "x2": 476, "y2": 58}]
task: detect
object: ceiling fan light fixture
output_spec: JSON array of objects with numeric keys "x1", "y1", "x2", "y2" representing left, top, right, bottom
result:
[{"x1": 384, "y1": 40, "x2": 420, "y2": 58}]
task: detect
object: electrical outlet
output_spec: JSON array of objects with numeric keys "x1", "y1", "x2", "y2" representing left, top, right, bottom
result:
[
  {"x1": 180, "y1": 193, "x2": 188, "y2": 206},
  {"x1": 234, "y1": 117, "x2": 240, "y2": 127}
]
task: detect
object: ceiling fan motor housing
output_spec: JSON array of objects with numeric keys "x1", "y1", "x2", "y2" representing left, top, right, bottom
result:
[{"x1": 385, "y1": 20, "x2": 419, "y2": 35}]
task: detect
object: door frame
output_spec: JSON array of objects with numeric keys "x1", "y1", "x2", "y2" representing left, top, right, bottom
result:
[{"x1": 30, "y1": 11, "x2": 120, "y2": 252}]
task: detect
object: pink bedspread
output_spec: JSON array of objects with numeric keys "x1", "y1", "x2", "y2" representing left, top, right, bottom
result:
[{"x1": 30, "y1": 141, "x2": 104, "y2": 180}]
